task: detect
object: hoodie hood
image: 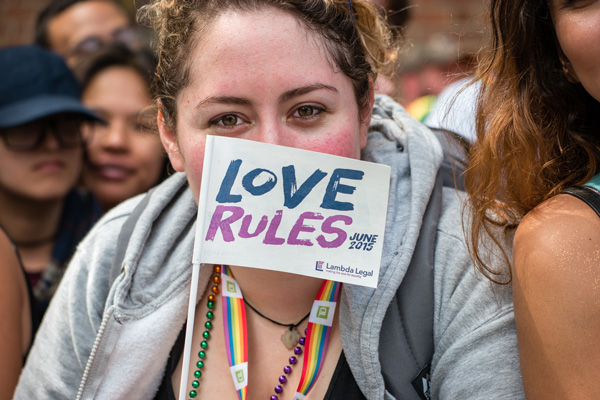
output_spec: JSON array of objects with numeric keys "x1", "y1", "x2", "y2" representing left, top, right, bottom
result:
[{"x1": 340, "y1": 94, "x2": 443, "y2": 396}]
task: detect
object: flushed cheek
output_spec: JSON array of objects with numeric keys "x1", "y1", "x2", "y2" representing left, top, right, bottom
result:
[{"x1": 297, "y1": 130, "x2": 362, "y2": 159}]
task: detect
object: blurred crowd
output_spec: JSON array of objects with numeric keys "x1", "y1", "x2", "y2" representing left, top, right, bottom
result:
[{"x1": 0, "y1": 1, "x2": 170, "y2": 396}]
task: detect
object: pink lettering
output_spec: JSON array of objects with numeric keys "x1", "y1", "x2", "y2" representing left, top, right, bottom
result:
[
  {"x1": 287, "y1": 212, "x2": 324, "y2": 246},
  {"x1": 205, "y1": 205, "x2": 244, "y2": 242},
  {"x1": 316, "y1": 215, "x2": 352, "y2": 248}
]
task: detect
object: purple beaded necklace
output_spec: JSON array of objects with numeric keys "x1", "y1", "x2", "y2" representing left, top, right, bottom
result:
[{"x1": 271, "y1": 335, "x2": 306, "y2": 400}]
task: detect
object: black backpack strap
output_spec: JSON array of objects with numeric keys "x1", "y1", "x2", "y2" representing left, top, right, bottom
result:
[
  {"x1": 108, "y1": 190, "x2": 155, "y2": 285},
  {"x1": 379, "y1": 173, "x2": 442, "y2": 400},
  {"x1": 562, "y1": 186, "x2": 600, "y2": 218}
]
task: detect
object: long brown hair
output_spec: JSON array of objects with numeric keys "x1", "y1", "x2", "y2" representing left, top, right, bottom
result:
[{"x1": 465, "y1": 0, "x2": 600, "y2": 283}]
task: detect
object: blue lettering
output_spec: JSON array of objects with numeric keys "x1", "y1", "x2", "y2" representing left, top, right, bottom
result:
[
  {"x1": 320, "y1": 168, "x2": 364, "y2": 211},
  {"x1": 282, "y1": 165, "x2": 327, "y2": 209},
  {"x1": 215, "y1": 159, "x2": 243, "y2": 203},
  {"x1": 242, "y1": 168, "x2": 277, "y2": 196}
]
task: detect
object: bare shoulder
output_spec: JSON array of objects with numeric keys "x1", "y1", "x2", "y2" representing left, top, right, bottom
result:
[
  {"x1": 0, "y1": 228, "x2": 28, "y2": 319},
  {"x1": 0, "y1": 228, "x2": 31, "y2": 397},
  {"x1": 514, "y1": 193, "x2": 600, "y2": 278},
  {"x1": 0, "y1": 229, "x2": 23, "y2": 286},
  {"x1": 513, "y1": 195, "x2": 600, "y2": 398}
]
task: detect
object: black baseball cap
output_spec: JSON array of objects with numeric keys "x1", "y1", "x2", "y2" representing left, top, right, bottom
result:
[{"x1": 0, "y1": 45, "x2": 103, "y2": 129}]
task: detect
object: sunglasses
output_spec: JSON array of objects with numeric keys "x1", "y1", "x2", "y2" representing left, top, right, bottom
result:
[
  {"x1": 69, "y1": 27, "x2": 145, "y2": 60},
  {"x1": 0, "y1": 116, "x2": 89, "y2": 151}
]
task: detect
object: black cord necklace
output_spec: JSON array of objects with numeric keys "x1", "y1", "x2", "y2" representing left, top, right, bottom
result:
[{"x1": 244, "y1": 298, "x2": 311, "y2": 350}]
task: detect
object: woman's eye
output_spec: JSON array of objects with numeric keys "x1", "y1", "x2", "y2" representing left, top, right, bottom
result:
[
  {"x1": 220, "y1": 114, "x2": 240, "y2": 126},
  {"x1": 293, "y1": 105, "x2": 323, "y2": 118},
  {"x1": 135, "y1": 125, "x2": 152, "y2": 134},
  {"x1": 209, "y1": 114, "x2": 244, "y2": 128},
  {"x1": 557, "y1": 0, "x2": 594, "y2": 9},
  {"x1": 133, "y1": 121, "x2": 153, "y2": 133}
]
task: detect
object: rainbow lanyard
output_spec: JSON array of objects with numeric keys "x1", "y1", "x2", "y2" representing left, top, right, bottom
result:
[{"x1": 220, "y1": 265, "x2": 341, "y2": 400}]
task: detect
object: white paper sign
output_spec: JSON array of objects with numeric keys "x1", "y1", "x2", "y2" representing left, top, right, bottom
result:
[{"x1": 192, "y1": 135, "x2": 390, "y2": 288}]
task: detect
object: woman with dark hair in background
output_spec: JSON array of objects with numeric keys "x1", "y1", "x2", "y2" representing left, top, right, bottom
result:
[
  {"x1": 75, "y1": 43, "x2": 169, "y2": 212},
  {"x1": 466, "y1": 0, "x2": 600, "y2": 398}
]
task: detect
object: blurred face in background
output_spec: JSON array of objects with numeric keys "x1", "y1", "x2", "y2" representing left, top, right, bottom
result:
[
  {"x1": 0, "y1": 114, "x2": 83, "y2": 202},
  {"x1": 81, "y1": 66, "x2": 164, "y2": 211},
  {"x1": 46, "y1": 0, "x2": 131, "y2": 67},
  {"x1": 551, "y1": 0, "x2": 600, "y2": 102}
]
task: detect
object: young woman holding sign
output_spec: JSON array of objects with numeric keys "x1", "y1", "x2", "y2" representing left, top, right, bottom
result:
[{"x1": 16, "y1": 1, "x2": 524, "y2": 399}]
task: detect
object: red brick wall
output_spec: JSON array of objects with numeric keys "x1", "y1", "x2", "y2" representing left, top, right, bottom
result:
[{"x1": 0, "y1": 0, "x2": 51, "y2": 47}]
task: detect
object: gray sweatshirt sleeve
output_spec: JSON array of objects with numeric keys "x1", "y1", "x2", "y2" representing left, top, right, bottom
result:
[
  {"x1": 430, "y1": 193, "x2": 524, "y2": 399},
  {"x1": 14, "y1": 214, "x2": 125, "y2": 399}
]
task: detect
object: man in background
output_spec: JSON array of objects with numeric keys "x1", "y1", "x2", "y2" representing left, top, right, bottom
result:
[{"x1": 34, "y1": 0, "x2": 142, "y2": 67}]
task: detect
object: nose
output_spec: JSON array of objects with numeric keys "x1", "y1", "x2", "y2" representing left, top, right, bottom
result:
[
  {"x1": 251, "y1": 119, "x2": 287, "y2": 146},
  {"x1": 40, "y1": 127, "x2": 62, "y2": 151},
  {"x1": 98, "y1": 118, "x2": 129, "y2": 149}
]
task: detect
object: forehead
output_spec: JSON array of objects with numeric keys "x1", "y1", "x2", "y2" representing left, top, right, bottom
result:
[
  {"x1": 185, "y1": 8, "x2": 338, "y2": 93},
  {"x1": 85, "y1": 66, "x2": 149, "y2": 99}
]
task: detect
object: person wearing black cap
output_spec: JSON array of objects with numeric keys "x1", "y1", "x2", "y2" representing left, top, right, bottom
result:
[{"x1": 0, "y1": 45, "x2": 104, "y2": 337}]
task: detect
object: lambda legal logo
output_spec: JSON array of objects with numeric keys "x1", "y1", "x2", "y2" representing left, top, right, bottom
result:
[{"x1": 315, "y1": 261, "x2": 325, "y2": 271}]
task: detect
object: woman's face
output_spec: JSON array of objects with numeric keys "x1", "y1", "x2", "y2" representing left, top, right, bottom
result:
[
  {"x1": 551, "y1": 0, "x2": 600, "y2": 102},
  {"x1": 0, "y1": 116, "x2": 83, "y2": 202},
  {"x1": 159, "y1": 8, "x2": 372, "y2": 201},
  {"x1": 82, "y1": 66, "x2": 164, "y2": 211}
]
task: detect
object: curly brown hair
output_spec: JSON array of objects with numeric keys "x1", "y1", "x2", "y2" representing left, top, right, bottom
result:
[
  {"x1": 465, "y1": 0, "x2": 600, "y2": 283},
  {"x1": 137, "y1": 0, "x2": 397, "y2": 131}
]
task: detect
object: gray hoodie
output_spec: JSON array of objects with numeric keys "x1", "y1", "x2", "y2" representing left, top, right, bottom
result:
[{"x1": 15, "y1": 96, "x2": 524, "y2": 399}]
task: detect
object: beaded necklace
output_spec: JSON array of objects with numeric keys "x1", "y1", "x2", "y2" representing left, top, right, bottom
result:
[
  {"x1": 188, "y1": 265, "x2": 340, "y2": 400},
  {"x1": 187, "y1": 265, "x2": 221, "y2": 399}
]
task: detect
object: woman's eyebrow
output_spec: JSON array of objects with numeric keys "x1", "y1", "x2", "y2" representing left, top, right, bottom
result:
[
  {"x1": 195, "y1": 96, "x2": 251, "y2": 109},
  {"x1": 194, "y1": 84, "x2": 338, "y2": 110},
  {"x1": 278, "y1": 84, "x2": 338, "y2": 104}
]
